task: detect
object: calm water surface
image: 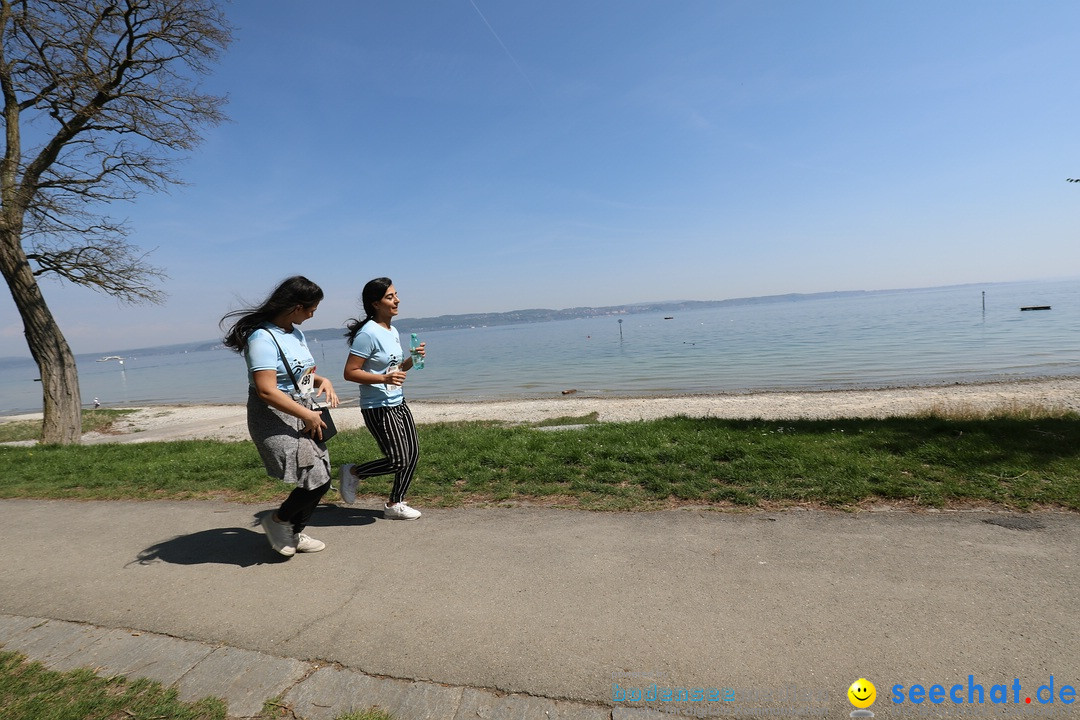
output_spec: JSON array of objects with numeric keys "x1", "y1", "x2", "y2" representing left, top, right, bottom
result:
[{"x1": 1, "y1": 279, "x2": 1077, "y2": 415}]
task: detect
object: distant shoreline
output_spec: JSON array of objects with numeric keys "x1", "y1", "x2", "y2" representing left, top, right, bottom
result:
[
  {"x1": 5, "y1": 374, "x2": 1080, "y2": 415},
  {"x1": 17, "y1": 372, "x2": 1080, "y2": 410},
  {"x1": 1, "y1": 277, "x2": 1066, "y2": 361},
  {"x1": 3, "y1": 376, "x2": 1078, "y2": 444},
  {"x1": 4, "y1": 375, "x2": 1080, "y2": 420}
]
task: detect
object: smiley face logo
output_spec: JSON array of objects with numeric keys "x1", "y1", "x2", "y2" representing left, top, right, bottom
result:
[{"x1": 848, "y1": 678, "x2": 876, "y2": 709}]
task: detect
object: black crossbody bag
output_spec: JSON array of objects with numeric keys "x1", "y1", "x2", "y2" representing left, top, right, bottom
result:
[{"x1": 265, "y1": 328, "x2": 337, "y2": 442}]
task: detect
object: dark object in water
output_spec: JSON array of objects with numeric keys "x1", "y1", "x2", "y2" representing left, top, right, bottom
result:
[
  {"x1": 663, "y1": 316, "x2": 674, "y2": 320},
  {"x1": 1020, "y1": 305, "x2": 1051, "y2": 311}
]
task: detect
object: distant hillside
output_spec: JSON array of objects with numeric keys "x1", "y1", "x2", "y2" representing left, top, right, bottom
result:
[
  {"x1": 0, "y1": 282, "x2": 999, "y2": 360},
  {"x1": 302, "y1": 288, "x2": 886, "y2": 342}
]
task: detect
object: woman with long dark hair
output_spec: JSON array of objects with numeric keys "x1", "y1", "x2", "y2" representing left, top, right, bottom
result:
[
  {"x1": 221, "y1": 275, "x2": 339, "y2": 556},
  {"x1": 338, "y1": 277, "x2": 425, "y2": 519}
]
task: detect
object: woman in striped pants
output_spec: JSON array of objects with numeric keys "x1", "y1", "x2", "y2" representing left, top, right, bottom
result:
[{"x1": 338, "y1": 277, "x2": 426, "y2": 520}]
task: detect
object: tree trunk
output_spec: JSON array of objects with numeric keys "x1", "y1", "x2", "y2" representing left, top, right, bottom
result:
[{"x1": 0, "y1": 227, "x2": 81, "y2": 444}]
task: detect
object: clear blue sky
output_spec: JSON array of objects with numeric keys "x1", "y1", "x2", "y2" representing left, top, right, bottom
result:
[{"x1": 3, "y1": 0, "x2": 1079, "y2": 356}]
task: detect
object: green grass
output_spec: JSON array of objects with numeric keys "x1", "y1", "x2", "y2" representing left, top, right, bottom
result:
[
  {"x1": 333, "y1": 711, "x2": 395, "y2": 720},
  {"x1": 0, "y1": 650, "x2": 397, "y2": 720},
  {"x1": 0, "y1": 439, "x2": 283, "y2": 502},
  {"x1": 0, "y1": 409, "x2": 136, "y2": 443},
  {"x1": 262, "y1": 696, "x2": 394, "y2": 720},
  {"x1": 532, "y1": 412, "x2": 600, "y2": 427},
  {"x1": 2, "y1": 408, "x2": 1078, "y2": 511},
  {"x1": 0, "y1": 649, "x2": 227, "y2": 720}
]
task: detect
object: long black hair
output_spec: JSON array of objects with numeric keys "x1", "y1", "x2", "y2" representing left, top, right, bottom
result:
[
  {"x1": 345, "y1": 277, "x2": 393, "y2": 344},
  {"x1": 220, "y1": 276, "x2": 324, "y2": 353}
]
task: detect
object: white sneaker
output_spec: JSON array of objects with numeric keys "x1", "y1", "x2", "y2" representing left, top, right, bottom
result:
[
  {"x1": 384, "y1": 502, "x2": 421, "y2": 520},
  {"x1": 339, "y1": 464, "x2": 359, "y2": 504},
  {"x1": 295, "y1": 533, "x2": 325, "y2": 553},
  {"x1": 260, "y1": 514, "x2": 296, "y2": 556}
]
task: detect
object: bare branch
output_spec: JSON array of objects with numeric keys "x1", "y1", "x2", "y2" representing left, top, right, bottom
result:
[{"x1": 26, "y1": 235, "x2": 167, "y2": 303}]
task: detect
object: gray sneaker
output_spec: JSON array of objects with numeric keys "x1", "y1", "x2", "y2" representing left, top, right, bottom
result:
[
  {"x1": 384, "y1": 502, "x2": 421, "y2": 520},
  {"x1": 260, "y1": 514, "x2": 296, "y2": 556},
  {"x1": 339, "y1": 464, "x2": 359, "y2": 504},
  {"x1": 295, "y1": 533, "x2": 325, "y2": 553}
]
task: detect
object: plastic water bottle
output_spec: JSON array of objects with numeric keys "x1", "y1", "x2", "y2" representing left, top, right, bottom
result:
[{"x1": 410, "y1": 333, "x2": 424, "y2": 369}]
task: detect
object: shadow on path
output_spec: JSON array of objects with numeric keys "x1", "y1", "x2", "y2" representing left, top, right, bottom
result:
[
  {"x1": 132, "y1": 527, "x2": 278, "y2": 567},
  {"x1": 131, "y1": 505, "x2": 380, "y2": 567},
  {"x1": 302, "y1": 504, "x2": 382, "y2": 528}
]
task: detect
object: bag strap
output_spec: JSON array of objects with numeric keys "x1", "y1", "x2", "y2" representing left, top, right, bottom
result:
[{"x1": 263, "y1": 325, "x2": 303, "y2": 396}]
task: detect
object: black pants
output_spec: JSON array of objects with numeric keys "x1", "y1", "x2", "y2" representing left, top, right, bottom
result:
[{"x1": 277, "y1": 480, "x2": 331, "y2": 534}]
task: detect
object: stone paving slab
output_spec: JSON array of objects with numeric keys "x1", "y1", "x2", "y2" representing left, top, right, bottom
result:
[
  {"x1": 0, "y1": 614, "x2": 616, "y2": 719},
  {"x1": 0, "y1": 614, "x2": 44, "y2": 639},
  {"x1": 0, "y1": 617, "x2": 103, "y2": 670},
  {"x1": 611, "y1": 709, "x2": 671, "y2": 720},
  {"x1": 177, "y1": 645, "x2": 311, "y2": 717},
  {"x1": 453, "y1": 687, "x2": 612, "y2": 720},
  {"x1": 286, "y1": 666, "x2": 464, "y2": 719},
  {"x1": 49, "y1": 626, "x2": 214, "y2": 682}
]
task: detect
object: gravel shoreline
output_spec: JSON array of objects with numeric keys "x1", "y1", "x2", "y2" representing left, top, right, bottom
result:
[{"x1": 4, "y1": 377, "x2": 1078, "y2": 444}]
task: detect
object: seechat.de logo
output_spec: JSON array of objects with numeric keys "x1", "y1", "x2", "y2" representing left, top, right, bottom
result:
[{"x1": 848, "y1": 678, "x2": 876, "y2": 718}]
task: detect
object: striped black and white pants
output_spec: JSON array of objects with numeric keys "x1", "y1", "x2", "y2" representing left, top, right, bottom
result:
[{"x1": 355, "y1": 401, "x2": 420, "y2": 504}]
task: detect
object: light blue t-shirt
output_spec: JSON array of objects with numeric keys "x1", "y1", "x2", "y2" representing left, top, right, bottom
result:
[
  {"x1": 349, "y1": 322, "x2": 404, "y2": 409},
  {"x1": 246, "y1": 325, "x2": 317, "y2": 397}
]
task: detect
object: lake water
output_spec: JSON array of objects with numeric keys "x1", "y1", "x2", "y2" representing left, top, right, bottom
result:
[{"x1": 2, "y1": 279, "x2": 1078, "y2": 416}]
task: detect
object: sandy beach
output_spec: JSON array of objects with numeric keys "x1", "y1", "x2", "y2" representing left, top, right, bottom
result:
[{"x1": 3, "y1": 377, "x2": 1078, "y2": 444}]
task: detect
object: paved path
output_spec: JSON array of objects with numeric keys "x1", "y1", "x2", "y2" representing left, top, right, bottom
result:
[{"x1": 0, "y1": 499, "x2": 1077, "y2": 719}]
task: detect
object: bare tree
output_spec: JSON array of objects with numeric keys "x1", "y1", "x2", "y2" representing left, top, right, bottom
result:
[{"x1": 0, "y1": 0, "x2": 230, "y2": 443}]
